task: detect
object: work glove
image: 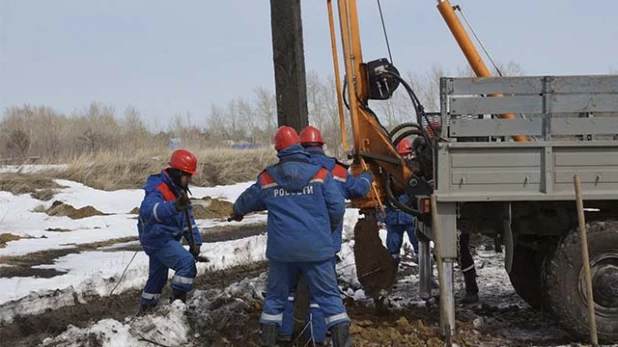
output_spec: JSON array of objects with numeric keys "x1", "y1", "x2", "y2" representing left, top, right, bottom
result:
[
  {"x1": 174, "y1": 190, "x2": 189, "y2": 212},
  {"x1": 228, "y1": 214, "x2": 244, "y2": 222},
  {"x1": 190, "y1": 244, "x2": 201, "y2": 259},
  {"x1": 361, "y1": 170, "x2": 374, "y2": 183}
]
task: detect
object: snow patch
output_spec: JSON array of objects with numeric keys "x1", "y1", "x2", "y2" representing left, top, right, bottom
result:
[
  {"x1": 0, "y1": 233, "x2": 267, "y2": 322},
  {"x1": 0, "y1": 164, "x2": 68, "y2": 174},
  {"x1": 41, "y1": 300, "x2": 190, "y2": 347}
]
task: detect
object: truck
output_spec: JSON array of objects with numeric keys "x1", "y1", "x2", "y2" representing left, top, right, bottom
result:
[{"x1": 326, "y1": 0, "x2": 618, "y2": 343}]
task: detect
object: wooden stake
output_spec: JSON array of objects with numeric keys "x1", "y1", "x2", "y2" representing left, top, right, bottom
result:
[{"x1": 574, "y1": 174, "x2": 598, "y2": 346}]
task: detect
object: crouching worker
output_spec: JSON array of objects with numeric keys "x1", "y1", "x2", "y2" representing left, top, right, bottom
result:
[
  {"x1": 231, "y1": 126, "x2": 352, "y2": 347},
  {"x1": 137, "y1": 149, "x2": 202, "y2": 314}
]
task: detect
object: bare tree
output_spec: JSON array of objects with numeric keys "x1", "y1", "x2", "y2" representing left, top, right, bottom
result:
[
  {"x1": 207, "y1": 104, "x2": 229, "y2": 142},
  {"x1": 254, "y1": 87, "x2": 277, "y2": 142}
]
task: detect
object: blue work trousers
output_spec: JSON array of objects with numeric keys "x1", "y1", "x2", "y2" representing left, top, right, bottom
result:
[
  {"x1": 140, "y1": 239, "x2": 197, "y2": 306},
  {"x1": 260, "y1": 259, "x2": 349, "y2": 335},
  {"x1": 386, "y1": 223, "x2": 419, "y2": 263}
]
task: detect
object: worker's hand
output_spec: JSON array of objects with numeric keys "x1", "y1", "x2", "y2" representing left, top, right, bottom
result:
[
  {"x1": 190, "y1": 244, "x2": 201, "y2": 259},
  {"x1": 377, "y1": 222, "x2": 386, "y2": 229},
  {"x1": 228, "y1": 214, "x2": 244, "y2": 222},
  {"x1": 361, "y1": 170, "x2": 374, "y2": 183},
  {"x1": 174, "y1": 191, "x2": 189, "y2": 212}
]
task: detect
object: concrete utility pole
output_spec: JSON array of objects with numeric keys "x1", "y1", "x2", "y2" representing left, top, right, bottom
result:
[{"x1": 270, "y1": 0, "x2": 309, "y2": 132}]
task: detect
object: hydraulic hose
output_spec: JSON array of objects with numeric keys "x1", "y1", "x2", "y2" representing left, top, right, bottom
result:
[{"x1": 385, "y1": 174, "x2": 421, "y2": 217}]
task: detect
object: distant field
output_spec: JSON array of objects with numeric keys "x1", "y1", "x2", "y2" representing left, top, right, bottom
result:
[{"x1": 0, "y1": 147, "x2": 276, "y2": 191}]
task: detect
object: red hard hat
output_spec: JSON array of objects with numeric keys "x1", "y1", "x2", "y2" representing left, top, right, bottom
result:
[
  {"x1": 274, "y1": 126, "x2": 301, "y2": 151},
  {"x1": 169, "y1": 149, "x2": 198, "y2": 175},
  {"x1": 299, "y1": 125, "x2": 324, "y2": 146},
  {"x1": 396, "y1": 138, "x2": 413, "y2": 154}
]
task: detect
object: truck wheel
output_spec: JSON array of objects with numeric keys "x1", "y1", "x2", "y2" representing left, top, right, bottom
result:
[
  {"x1": 542, "y1": 221, "x2": 618, "y2": 343},
  {"x1": 508, "y1": 244, "x2": 545, "y2": 310}
]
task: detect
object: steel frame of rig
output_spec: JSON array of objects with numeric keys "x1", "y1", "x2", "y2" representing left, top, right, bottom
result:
[{"x1": 327, "y1": 0, "x2": 618, "y2": 343}]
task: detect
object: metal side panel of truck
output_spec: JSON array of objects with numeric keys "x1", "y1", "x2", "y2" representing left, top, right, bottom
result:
[{"x1": 425, "y1": 74, "x2": 618, "y2": 344}]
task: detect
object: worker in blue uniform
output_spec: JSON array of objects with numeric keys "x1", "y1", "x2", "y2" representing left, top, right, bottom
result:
[
  {"x1": 137, "y1": 149, "x2": 202, "y2": 314},
  {"x1": 278, "y1": 125, "x2": 372, "y2": 346},
  {"x1": 231, "y1": 126, "x2": 351, "y2": 347}
]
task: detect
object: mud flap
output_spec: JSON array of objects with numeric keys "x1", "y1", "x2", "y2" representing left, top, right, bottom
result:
[{"x1": 353, "y1": 218, "x2": 396, "y2": 296}]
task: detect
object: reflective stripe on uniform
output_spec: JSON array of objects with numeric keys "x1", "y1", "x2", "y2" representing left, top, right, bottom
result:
[
  {"x1": 462, "y1": 264, "x2": 475, "y2": 273},
  {"x1": 141, "y1": 292, "x2": 161, "y2": 300},
  {"x1": 309, "y1": 303, "x2": 320, "y2": 309},
  {"x1": 172, "y1": 275, "x2": 194, "y2": 285},
  {"x1": 261, "y1": 182, "x2": 278, "y2": 189},
  {"x1": 324, "y1": 312, "x2": 350, "y2": 325},
  {"x1": 288, "y1": 296, "x2": 294, "y2": 301},
  {"x1": 360, "y1": 177, "x2": 371, "y2": 185},
  {"x1": 153, "y1": 203, "x2": 162, "y2": 222},
  {"x1": 260, "y1": 312, "x2": 283, "y2": 322},
  {"x1": 333, "y1": 176, "x2": 347, "y2": 183}
]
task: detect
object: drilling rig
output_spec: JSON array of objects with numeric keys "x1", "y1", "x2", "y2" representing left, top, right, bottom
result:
[{"x1": 324, "y1": 0, "x2": 618, "y2": 343}]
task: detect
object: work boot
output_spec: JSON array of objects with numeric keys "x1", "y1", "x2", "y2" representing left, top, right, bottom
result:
[
  {"x1": 258, "y1": 323, "x2": 278, "y2": 346},
  {"x1": 137, "y1": 302, "x2": 154, "y2": 316},
  {"x1": 331, "y1": 323, "x2": 351, "y2": 347},
  {"x1": 170, "y1": 289, "x2": 187, "y2": 304},
  {"x1": 276, "y1": 335, "x2": 293, "y2": 347},
  {"x1": 392, "y1": 254, "x2": 401, "y2": 273},
  {"x1": 460, "y1": 291, "x2": 479, "y2": 304},
  {"x1": 461, "y1": 267, "x2": 479, "y2": 304}
]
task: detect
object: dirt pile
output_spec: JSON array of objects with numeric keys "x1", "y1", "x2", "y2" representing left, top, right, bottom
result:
[
  {"x1": 192, "y1": 197, "x2": 233, "y2": 219},
  {"x1": 128, "y1": 197, "x2": 233, "y2": 220},
  {"x1": 350, "y1": 317, "x2": 438, "y2": 347},
  {"x1": 0, "y1": 233, "x2": 22, "y2": 248},
  {"x1": 44, "y1": 200, "x2": 106, "y2": 219}
]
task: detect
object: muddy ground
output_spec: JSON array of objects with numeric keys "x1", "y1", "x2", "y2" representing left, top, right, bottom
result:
[
  {"x1": 0, "y1": 261, "x2": 269, "y2": 347},
  {"x1": 0, "y1": 225, "x2": 595, "y2": 347}
]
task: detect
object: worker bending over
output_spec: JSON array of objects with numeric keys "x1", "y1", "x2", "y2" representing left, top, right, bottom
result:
[{"x1": 137, "y1": 149, "x2": 202, "y2": 314}]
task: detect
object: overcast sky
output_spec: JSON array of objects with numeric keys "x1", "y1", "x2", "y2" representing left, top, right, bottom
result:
[{"x1": 0, "y1": 0, "x2": 616, "y2": 128}]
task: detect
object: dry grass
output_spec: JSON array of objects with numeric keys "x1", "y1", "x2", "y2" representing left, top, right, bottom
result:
[
  {"x1": 31, "y1": 188, "x2": 57, "y2": 201},
  {"x1": 0, "y1": 173, "x2": 63, "y2": 197},
  {"x1": 0, "y1": 233, "x2": 22, "y2": 248},
  {"x1": 32, "y1": 204, "x2": 47, "y2": 213},
  {"x1": 64, "y1": 236, "x2": 139, "y2": 250},
  {"x1": 44, "y1": 228, "x2": 72, "y2": 232},
  {"x1": 45, "y1": 147, "x2": 276, "y2": 191}
]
